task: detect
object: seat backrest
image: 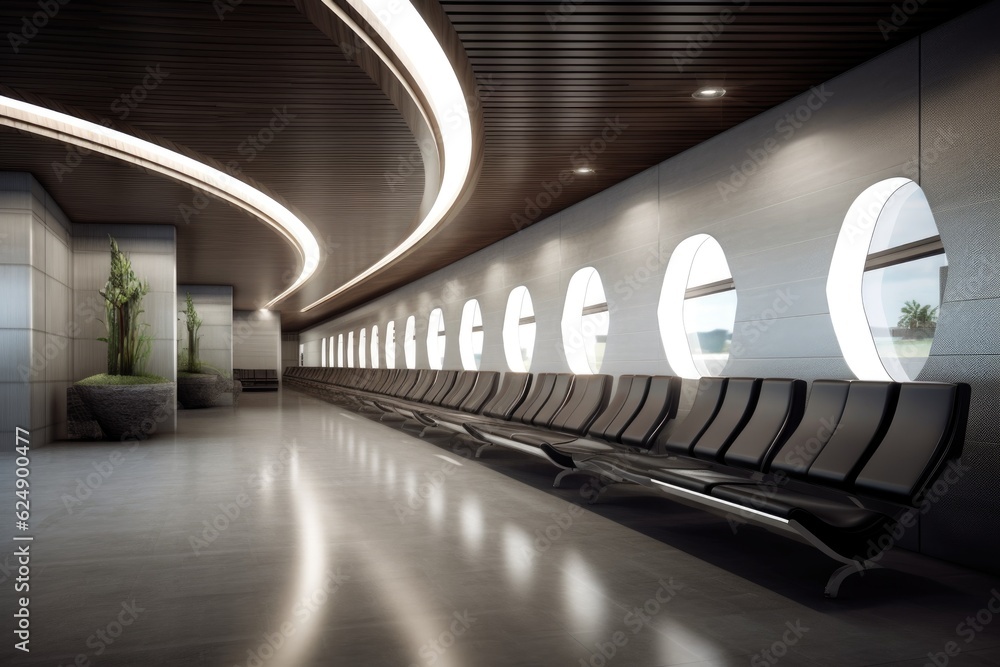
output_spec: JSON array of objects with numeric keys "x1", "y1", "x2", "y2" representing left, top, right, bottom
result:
[
  {"x1": 374, "y1": 370, "x2": 398, "y2": 394},
  {"x1": 724, "y1": 379, "x2": 807, "y2": 470},
  {"x1": 661, "y1": 377, "x2": 729, "y2": 456},
  {"x1": 527, "y1": 374, "x2": 575, "y2": 426},
  {"x1": 804, "y1": 381, "x2": 898, "y2": 489},
  {"x1": 549, "y1": 375, "x2": 613, "y2": 434},
  {"x1": 386, "y1": 370, "x2": 411, "y2": 396},
  {"x1": 441, "y1": 371, "x2": 478, "y2": 409},
  {"x1": 424, "y1": 370, "x2": 458, "y2": 405},
  {"x1": 483, "y1": 373, "x2": 533, "y2": 419},
  {"x1": 767, "y1": 380, "x2": 850, "y2": 477},
  {"x1": 392, "y1": 370, "x2": 418, "y2": 398},
  {"x1": 619, "y1": 376, "x2": 682, "y2": 448},
  {"x1": 853, "y1": 382, "x2": 970, "y2": 504},
  {"x1": 461, "y1": 371, "x2": 501, "y2": 413},
  {"x1": 509, "y1": 373, "x2": 556, "y2": 422},
  {"x1": 406, "y1": 370, "x2": 438, "y2": 401},
  {"x1": 689, "y1": 378, "x2": 761, "y2": 461},
  {"x1": 587, "y1": 376, "x2": 649, "y2": 442}
]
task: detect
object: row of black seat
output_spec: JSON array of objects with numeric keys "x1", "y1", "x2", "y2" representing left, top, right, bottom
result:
[
  {"x1": 282, "y1": 366, "x2": 969, "y2": 597},
  {"x1": 234, "y1": 369, "x2": 279, "y2": 390}
]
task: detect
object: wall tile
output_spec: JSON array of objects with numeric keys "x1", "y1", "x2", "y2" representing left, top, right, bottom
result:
[{"x1": 0, "y1": 265, "x2": 31, "y2": 329}]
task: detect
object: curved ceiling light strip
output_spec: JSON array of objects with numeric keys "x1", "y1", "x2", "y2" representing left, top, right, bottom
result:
[
  {"x1": 302, "y1": 0, "x2": 474, "y2": 312},
  {"x1": 0, "y1": 95, "x2": 321, "y2": 309}
]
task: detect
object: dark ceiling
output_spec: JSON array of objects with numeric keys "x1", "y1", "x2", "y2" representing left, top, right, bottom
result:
[{"x1": 0, "y1": 0, "x2": 988, "y2": 330}]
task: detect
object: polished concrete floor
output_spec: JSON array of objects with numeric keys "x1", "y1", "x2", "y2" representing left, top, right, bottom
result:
[{"x1": 3, "y1": 388, "x2": 1000, "y2": 666}]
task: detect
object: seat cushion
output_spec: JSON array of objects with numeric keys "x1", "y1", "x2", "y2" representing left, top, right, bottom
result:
[
  {"x1": 711, "y1": 485, "x2": 892, "y2": 560},
  {"x1": 646, "y1": 468, "x2": 759, "y2": 493}
]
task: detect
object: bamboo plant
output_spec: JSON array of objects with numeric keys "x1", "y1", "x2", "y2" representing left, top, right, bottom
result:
[
  {"x1": 179, "y1": 292, "x2": 203, "y2": 373},
  {"x1": 98, "y1": 236, "x2": 152, "y2": 376}
]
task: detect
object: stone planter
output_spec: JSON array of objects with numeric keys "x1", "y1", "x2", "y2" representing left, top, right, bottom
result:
[
  {"x1": 177, "y1": 373, "x2": 223, "y2": 408},
  {"x1": 75, "y1": 383, "x2": 175, "y2": 440}
]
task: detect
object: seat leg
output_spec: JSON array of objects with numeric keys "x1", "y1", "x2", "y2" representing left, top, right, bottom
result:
[
  {"x1": 825, "y1": 561, "x2": 882, "y2": 598},
  {"x1": 553, "y1": 468, "x2": 576, "y2": 488},
  {"x1": 474, "y1": 442, "x2": 492, "y2": 458}
]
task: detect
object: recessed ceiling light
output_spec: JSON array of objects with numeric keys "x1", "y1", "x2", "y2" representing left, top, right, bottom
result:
[
  {"x1": 692, "y1": 86, "x2": 726, "y2": 100},
  {"x1": 575, "y1": 167, "x2": 595, "y2": 174}
]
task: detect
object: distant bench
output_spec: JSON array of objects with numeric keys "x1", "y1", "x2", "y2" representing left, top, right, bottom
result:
[{"x1": 234, "y1": 369, "x2": 279, "y2": 391}]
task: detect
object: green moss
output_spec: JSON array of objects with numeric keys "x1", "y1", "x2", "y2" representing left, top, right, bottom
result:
[
  {"x1": 76, "y1": 373, "x2": 171, "y2": 386},
  {"x1": 177, "y1": 371, "x2": 216, "y2": 379}
]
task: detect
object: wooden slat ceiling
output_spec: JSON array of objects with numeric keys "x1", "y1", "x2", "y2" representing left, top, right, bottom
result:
[{"x1": 0, "y1": 0, "x2": 988, "y2": 330}]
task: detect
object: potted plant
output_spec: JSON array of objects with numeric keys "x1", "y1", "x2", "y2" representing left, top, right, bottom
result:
[
  {"x1": 176, "y1": 293, "x2": 225, "y2": 408},
  {"x1": 74, "y1": 237, "x2": 173, "y2": 440}
]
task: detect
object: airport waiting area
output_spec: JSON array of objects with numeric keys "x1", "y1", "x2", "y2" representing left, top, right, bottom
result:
[{"x1": 2, "y1": 0, "x2": 999, "y2": 665}]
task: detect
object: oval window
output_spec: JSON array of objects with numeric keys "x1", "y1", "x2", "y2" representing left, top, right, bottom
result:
[
  {"x1": 829, "y1": 178, "x2": 947, "y2": 381},
  {"x1": 337, "y1": 334, "x2": 344, "y2": 367},
  {"x1": 321, "y1": 337, "x2": 327, "y2": 367},
  {"x1": 370, "y1": 325, "x2": 379, "y2": 369},
  {"x1": 658, "y1": 235, "x2": 737, "y2": 379},
  {"x1": 561, "y1": 267, "x2": 610, "y2": 374},
  {"x1": 427, "y1": 308, "x2": 446, "y2": 370},
  {"x1": 385, "y1": 321, "x2": 397, "y2": 369},
  {"x1": 358, "y1": 329, "x2": 367, "y2": 368},
  {"x1": 403, "y1": 316, "x2": 416, "y2": 369},
  {"x1": 503, "y1": 286, "x2": 536, "y2": 372},
  {"x1": 459, "y1": 299, "x2": 484, "y2": 370},
  {"x1": 347, "y1": 331, "x2": 354, "y2": 367}
]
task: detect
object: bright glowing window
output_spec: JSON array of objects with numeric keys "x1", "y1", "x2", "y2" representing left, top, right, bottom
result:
[
  {"x1": 385, "y1": 321, "x2": 397, "y2": 369},
  {"x1": 358, "y1": 329, "x2": 367, "y2": 368},
  {"x1": 299, "y1": 344, "x2": 304, "y2": 366},
  {"x1": 427, "y1": 308, "x2": 446, "y2": 370},
  {"x1": 403, "y1": 316, "x2": 416, "y2": 369},
  {"x1": 459, "y1": 299, "x2": 484, "y2": 370},
  {"x1": 830, "y1": 178, "x2": 947, "y2": 381},
  {"x1": 328, "y1": 338, "x2": 335, "y2": 368},
  {"x1": 370, "y1": 325, "x2": 380, "y2": 369},
  {"x1": 337, "y1": 334, "x2": 344, "y2": 367},
  {"x1": 503, "y1": 286, "x2": 536, "y2": 372},
  {"x1": 347, "y1": 331, "x2": 355, "y2": 368},
  {"x1": 321, "y1": 337, "x2": 327, "y2": 367},
  {"x1": 658, "y1": 235, "x2": 737, "y2": 379},
  {"x1": 561, "y1": 267, "x2": 610, "y2": 374}
]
